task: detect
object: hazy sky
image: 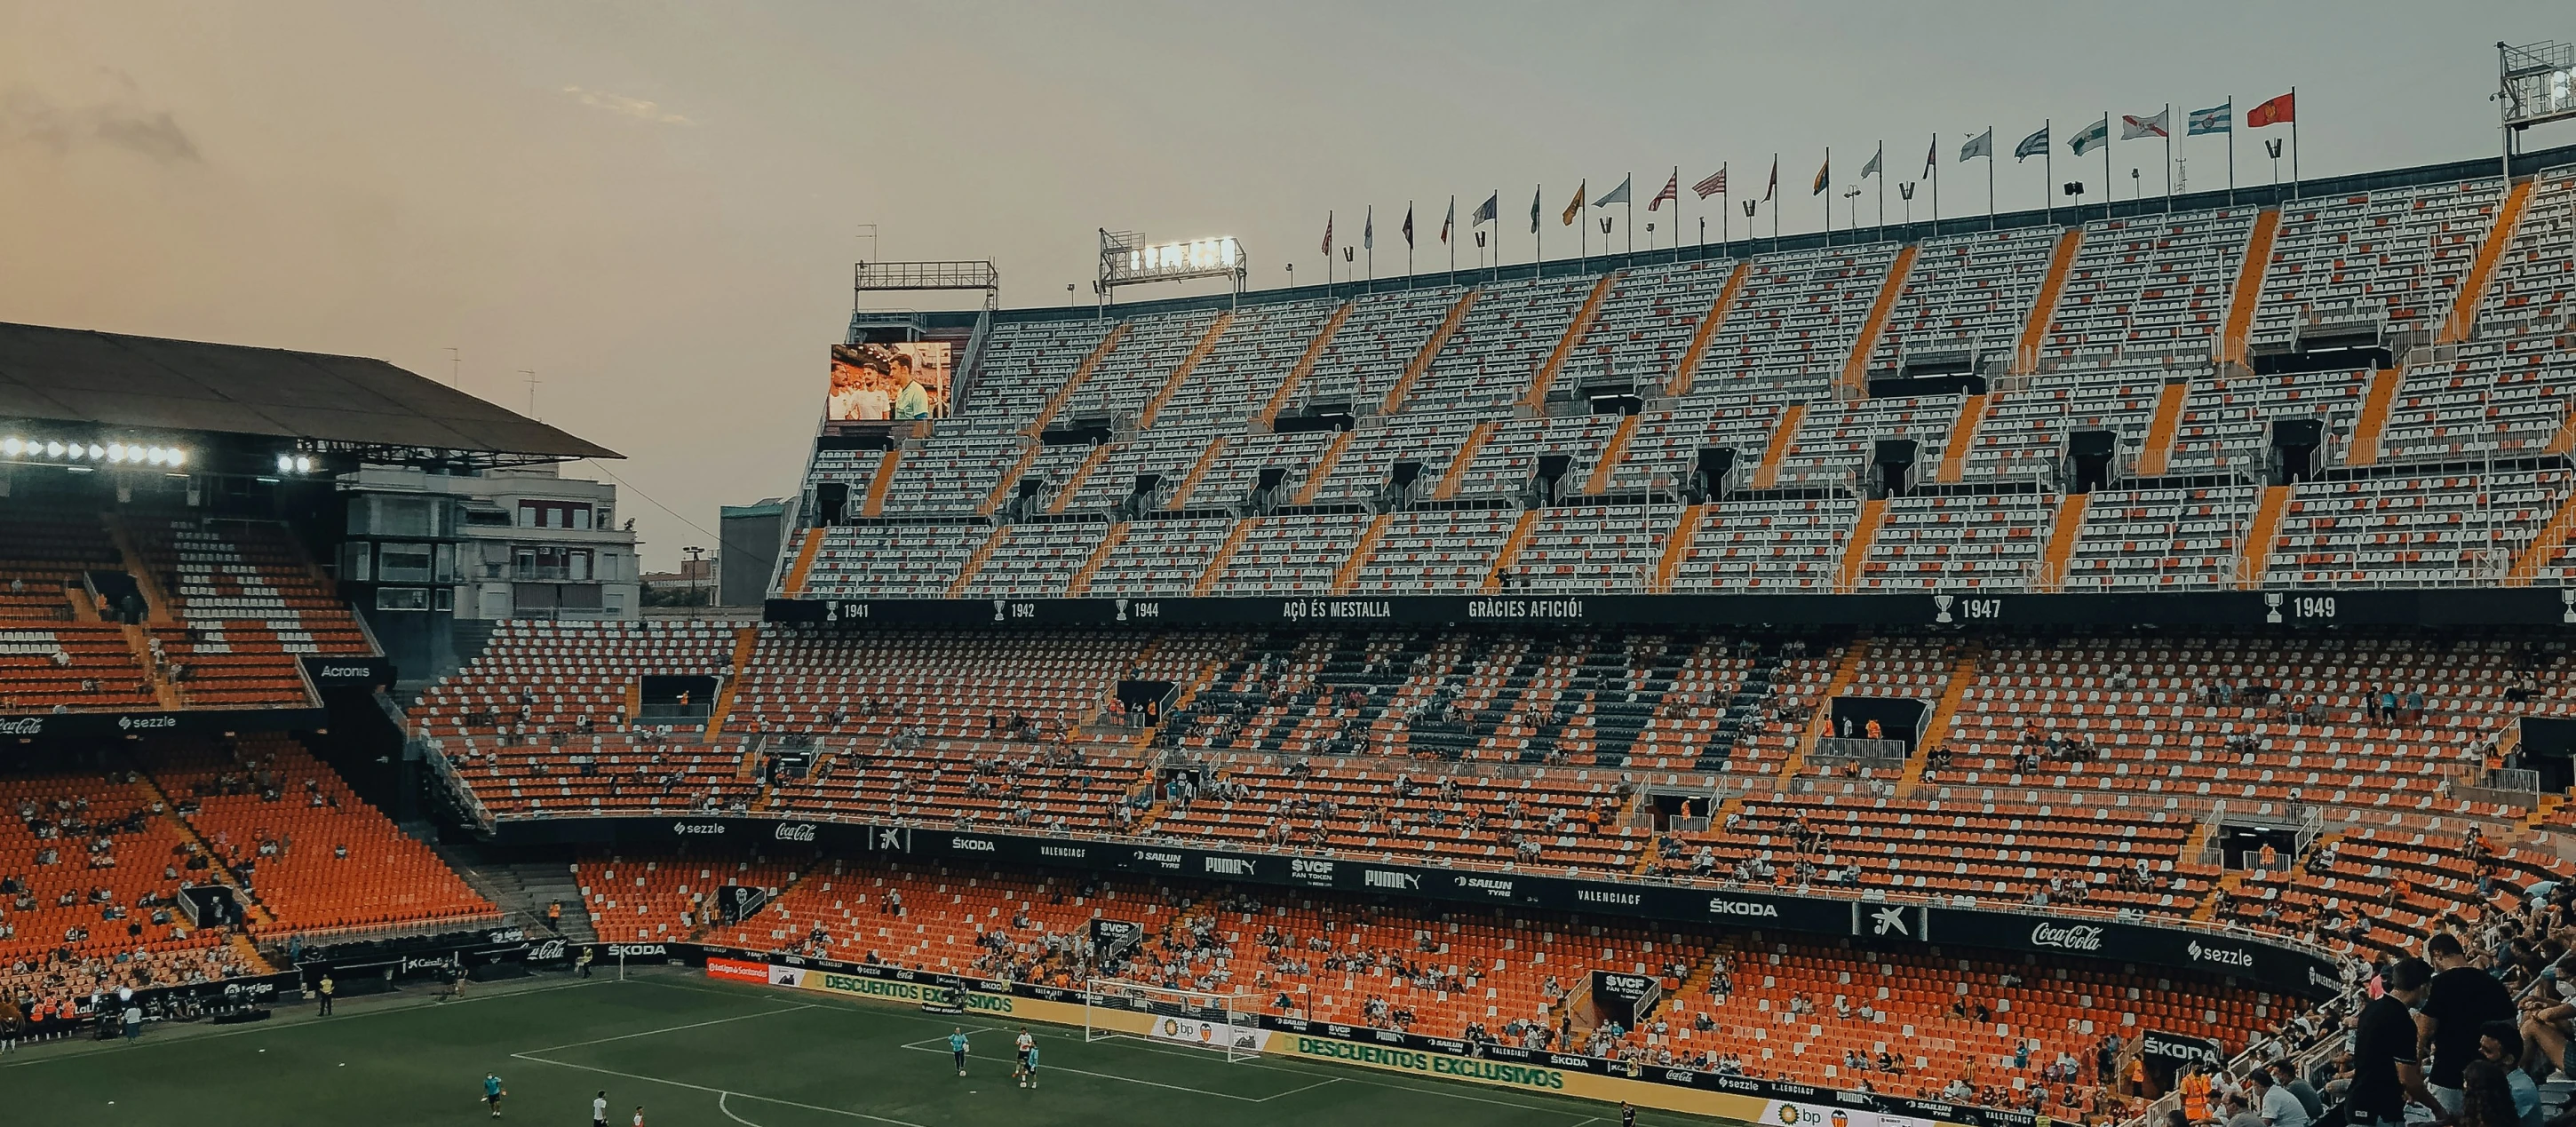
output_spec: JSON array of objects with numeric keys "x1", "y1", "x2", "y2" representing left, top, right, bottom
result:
[{"x1": 3, "y1": 1, "x2": 2570, "y2": 568}]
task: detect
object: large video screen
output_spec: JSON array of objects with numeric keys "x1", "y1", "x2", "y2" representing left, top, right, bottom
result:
[{"x1": 826, "y1": 342, "x2": 951, "y2": 423}]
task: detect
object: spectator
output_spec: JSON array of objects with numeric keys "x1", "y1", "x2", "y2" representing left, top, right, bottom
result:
[
  {"x1": 2423, "y1": 931, "x2": 2516, "y2": 1114},
  {"x1": 2455, "y1": 1060, "x2": 2520, "y2": 1127},
  {"x1": 2476, "y1": 1021, "x2": 2540, "y2": 1127},
  {"x1": 2350, "y1": 957, "x2": 2438, "y2": 1127},
  {"x1": 2249, "y1": 1067, "x2": 2307, "y2": 1127}
]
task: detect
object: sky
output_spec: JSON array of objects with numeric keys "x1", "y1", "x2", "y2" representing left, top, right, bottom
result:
[{"x1": 2, "y1": 1, "x2": 2572, "y2": 569}]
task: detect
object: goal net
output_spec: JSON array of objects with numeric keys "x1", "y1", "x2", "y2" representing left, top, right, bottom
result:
[{"x1": 1082, "y1": 978, "x2": 1266, "y2": 1061}]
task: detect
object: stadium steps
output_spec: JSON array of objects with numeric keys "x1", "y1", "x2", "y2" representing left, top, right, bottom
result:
[
  {"x1": 1061, "y1": 522, "x2": 1129, "y2": 598},
  {"x1": 1666, "y1": 260, "x2": 1751, "y2": 397},
  {"x1": 2344, "y1": 368, "x2": 2405, "y2": 466},
  {"x1": 1580, "y1": 411, "x2": 1642, "y2": 495},
  {"x1": 704, "y1": 625, "x2": 759, "y2": 738},
  {"x1": 1189, "y1": 520, "x2": 1258, "y2": 596},
  {"x1": 1431, "y1": 420, "x2": 1499, "y2": 500},
  {"x1": 1022, "y1": 322, "x2": 1132, "y2": 437},
  {"x1": 858, "y1": 448, "x2": 903, "y2": 518},
  {"x1": 1330, "y1": 512, "x2": 1395, "y2": 594},
  {"x1": 625, "y1": 679, "x2": 643, "y2": 722},
  {"x1": 2441, "y1": 177, "x2": 2537, "y2": 345},
  {"x1": 1483, "y1": 509, "x2": 1546, "y2": 590},
  {"x1": 100, "y1": 514, "x2": 179, "y2": 624},
  {"x1": 2036, "y1": 493, "x2": 2092, "y2": 592},
  {"x1": 1839, "y1": 242, "x2": 1920, "y2": 397},
  {"x1": 120, "y1": 622, "x2": 187, "y2": 710},
  {"x1": 1650, "y1": 504, "x2": 1704, "y2": 592},
  {"x1": 2506, "y1": 490, "x2": 2576, "y2": 586},
  {"x1": 1380, "y1": 287, "x2": 1483, "y2": 415},
  {"x1": 1162, "y1": 434, "x2": 1231, "y2": 511},
  {"x1": 1933, "y1": 393, "x2": 1989, "y2": 483},
  {"x1": 780, "y1": 528, "x2": 825, "y2": 596},
  {"x1": 1133, "y1": 311, "x2": 1235, "y2": 431},
  {"x1": 512, "y1": 861, "x2": 600, "y2": 944},
  {"x1": 2134, "y1": 382, "x2": 2191, "y2": 476},
  {"x1": 2518, "y1": 794, "x2": 2565, "y2": 837},
  {"x1": 1830, "y1": 497, "x2": 1888, "y2": 592},
  {"x1": 2217, "y1": 208, "x2": 2281, "y2": 369},
  {"x1": 1046, "y1": 444, "x2": 1116, "y2": 515},
  {"x1": 977, "y1": 443, "x2": 1046, "y2": 516},
  {"x1": 1523, "y1": 271, "x2": 1622, "y2": 410},
  {"x1": 1898, "y1": 643, "x2": 1984, "y2": 795},
  {"x1": 1291, "y1": 429, "x2": 1358, "y2": 505},
  {"x1": 942, "y1": 526, "x2": 1011, "y2": 597},
  {"x1": 2236, "y1": 485, "x2": 2293, "y2": 588},
  {"x1": 128, "y1": 767, "x2": 277, "y2": 930},
  {"x1": 1748, "y1": 403, "x2": 1807, "y2": 488},
  {"x1": 1252, "y1": 300, "x2": 1356, "y2": 431},
  {"x1": 2010, "y1": 226, "x2": 2086, "y2": 375},
  {"x1": 1779, "y1": 639, "x2": 1872, "y2": 782},
  {"x1": 2550, "y1": 409, "x2": 2576, "y2": 456}
]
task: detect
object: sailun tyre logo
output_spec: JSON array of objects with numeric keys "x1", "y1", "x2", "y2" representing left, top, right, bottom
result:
[{"x1": 2029, "y1": 922, "x2": 2105, "y2": 951}]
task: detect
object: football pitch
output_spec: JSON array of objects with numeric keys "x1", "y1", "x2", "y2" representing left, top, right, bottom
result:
[{"x1": 4, "y1": 969, "x2": 1745, "y2": 1127}]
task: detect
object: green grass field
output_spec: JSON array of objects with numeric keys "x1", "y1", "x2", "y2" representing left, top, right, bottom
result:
[{"x1": 4, "y1": 969, "x2": 1745, "y2": 1127}]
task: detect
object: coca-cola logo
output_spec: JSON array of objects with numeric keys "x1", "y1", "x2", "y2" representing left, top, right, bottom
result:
[
  {"x1": 0, "y1": 718, "x2": 43, "y2": 735},
  {"x1": 2028, "y1": 922, "x2": 2105, "y2": 951},
  {"x1": 773, "y1": 823, "x2": 817, "y2": 842}
]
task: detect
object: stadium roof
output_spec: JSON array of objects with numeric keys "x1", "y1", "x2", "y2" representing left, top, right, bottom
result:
[{"x1": 0, "y1": 321, "x2": 618, "y2": 461}]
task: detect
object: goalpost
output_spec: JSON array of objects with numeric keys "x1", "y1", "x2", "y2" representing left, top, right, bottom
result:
[{"x1": 1081, "y1": 978, "x2": 1267, "y2": 1062}]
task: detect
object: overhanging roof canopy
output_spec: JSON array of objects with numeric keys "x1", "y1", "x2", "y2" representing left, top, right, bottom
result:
[{"x1": 0, "y1": 321, "x2": 618, "y2": 461}]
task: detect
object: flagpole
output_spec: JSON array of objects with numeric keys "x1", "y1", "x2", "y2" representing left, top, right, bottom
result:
[
  {"x1": 2102, "y1": 110, "x2": 2112, "y2": 222},
  {"x1": 1626, "y1": 170, "x2": 1635, "y2": 257},
  {"x1": 1536, "y1": 185, "x2": 1543, "y2": 278},
  {"x1": 1719, "y1": 165, "x2": 1729, "y2": 258},
  {"x1": 2288, "y1": 85, "x2": 2301, "y2": 200},
  {"x1": 1771, "y1": 154, "x2": 1780, "y2": 254},
  {"x1": 1932, "y1": 133, "x2": 1941, "y2": 234},
  {"x1": 1447, "y1": 194, "x2": 1456, "y2": 285},
  {"x1": 1491, "y1": 187, "x2": 1499, "y2": 283},
  {"x1": 1822, "y1": 147, "x2": 1831, "y2": 245},
  {"x1": 2226, "y1": 96, "x2": 2237, "y2": 204},
  {"x1": 1672, "y1": 165, "x2": 1681, "y2": 258},
  {"x1": 2043, "y1": 120, "x2": 2052, "y2": 226},
  {"x1": 2163, "y1": 104, "x2": 2174, "y2": 214},
  {"x1": 1986, "y1": 130, "x2": 1997, "y2": 231},
  {"x1": 1365, "y1": 204, "x2": 1373, "y2": 293},
  {"x1": 1875, "y1": 140, "x2": 1886, "y2": 242},
  {"x1": 1324, "y1": 210, "x2": 1332, "y2": 298}
]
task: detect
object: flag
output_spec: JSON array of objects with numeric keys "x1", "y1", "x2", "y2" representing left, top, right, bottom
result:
[
  {"x1": 1961, "y1": 128, "x2": 1994, "y2": 162},
  {"x1": 1364, "y1": 207, "x2": 1373, "y2": 250},
  {"x1": 1596, "y1": 174, "x2": 1632, "y2": 208},
  {"x1": 1439, "y1": 198, "x2": 1454, "y2": 243},
  {"x1": 1859, "y1": 144, "x2": 1882, "y2": 179},
  {"x1": 2247, "y1": 91, "x2": 2294, "y2": 128},
  {"x1": 1562, "y1": 180, "x2": 1586, "y2": 225},
  {"x1": 2187, "y1": 101, "x2": 2231, "y2": 136},
  {"x1": 1402, "y1": 205, "x2": 1414, "y2": 248},
  {"x1": 1650, "y1": 170, "x2": 1680, "y2": 210},
  {"x1": 1811, "y1": 155, "x2": 1829, "y2": 195},
  {"x1": 2120, "y1": 107, "x2": 2170, "y2": 139},
  {"x1": 2070, "y1": 115, "x2": 2110, "y2": 156},
  {"x1": 1321, "y1": 212, "x2": 1332, "y2": 256},
  {"x1": 1530, "y1": 187, "x2": 1541, "y2": 233},
  {"x1": 1762, "y1": 157, "x2": 1777, "y2": 201},
  {"x1": 1923, "y1": 136, "x2": 1937, "y2": 177},
  {"x1": 1473, "y1": 192, "x2": 1499, "y2": 226},
  {"x1": 1691, "y1": 166, "x2": 1727, "y2": 199},
  {"x1": 2013, "y1": 124, "x2": 2048, "y2": 161}
]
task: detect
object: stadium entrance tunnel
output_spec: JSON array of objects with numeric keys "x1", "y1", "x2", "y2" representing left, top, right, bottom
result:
[
  {"x1": 2268, "y1": 417, "x2": 2324, "y2": 484},
  {"x1": 2216, "y1": 824, "x2": 2302, "y2": 870},
  {"x1": 1689, "y1": 447, "x2": 1736, "y2": 502},
  {"x1": 1868, "y1": 368, "x2": 1984, "y2": 399},
  {"x1": 1869, "y1": 438, "x2": 1917, "y2": 497},
  {"x1": 2066, "y1": 429, "x2": 2118, "y2": 494},
  {"x1": 638, "y1": 674, "x2": 719, "y2": 722}
]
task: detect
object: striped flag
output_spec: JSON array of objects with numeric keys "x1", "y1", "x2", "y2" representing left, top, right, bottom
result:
[
  {"x1": 1320, "y1": 212, "x2": 1332, "y2": 256},
  {"x1": 1472, "y1": 192, "x2": 1499, "y2": 226},
  {"x1": 2187, "y1": 101, "x2": 2231, "y2": 136},
  {"x1": 1650, "y1": 170, "x2": 1680, "y2": 210},
  {"x1": 1692, "y1": 166, "x2": 1727, "y2": 199},
  {"x1": 2014, "y1": 124, "x2": 2048, "y2": 162},
  {"x1": 2069, "y1": 115, "x2": 2111, "y2": 156}
]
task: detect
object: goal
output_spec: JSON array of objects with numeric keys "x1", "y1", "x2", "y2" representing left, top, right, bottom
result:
[{"x1": 1081, "y1": 978, "x2": 1266, "y2": 1061}]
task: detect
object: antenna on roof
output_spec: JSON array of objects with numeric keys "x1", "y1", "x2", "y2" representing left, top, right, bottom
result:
[{"x1": 521, "y1": 369, "x2": 539, "y2": 419}]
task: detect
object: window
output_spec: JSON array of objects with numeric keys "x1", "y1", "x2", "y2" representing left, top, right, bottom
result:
[
  {"x1": 374, "y1": 587, "x2": 430, "y2": 612},
  {"x1": 517, "y1": 500, "x2": 594, "y2": 529},
  {"x1": 378, "y1": 543, "x2": 434, "y2": 583}
]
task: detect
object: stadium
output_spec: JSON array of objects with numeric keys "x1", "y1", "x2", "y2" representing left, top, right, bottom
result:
[{"x1": 12, "y1": 12, "x2": 2576, "y2": 1127}]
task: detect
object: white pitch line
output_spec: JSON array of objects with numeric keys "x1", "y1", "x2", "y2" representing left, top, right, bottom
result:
[
  {"x1": 895, "y1": 1040, "x2": 1278, "y2": 1102},
  {"x1": 1249, "y1": 1075, "x2": 1342, "y2": 1103},
  {"x1": 513, "y1": 1003, "x2": 816, "y2": 1055},
  {"x1": 513, "y1": 1052, "x2": 930, "y2": 1127},
  {"x1": 717, "y1": 1091, "x2": 763, "y2": 1127}
]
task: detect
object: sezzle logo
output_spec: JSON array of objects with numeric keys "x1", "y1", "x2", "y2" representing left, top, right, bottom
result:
[
  {"x1": 2028, "y1": 922, "x2": 2105, "y2": 951},
  {"x1": 1707, "y1": 898, "x2": 1779, "y2": 918},
  {"x1": 117, "y1": 715, "x2": 177, "y2": 731},
  {"x1": 0, "y1": 718, "x2": 42, "y2": 735},
  {"x1": 949, "y1": 837, "x2": 994, "y2": 852},
  {"x1": 772, "y1": 823, "x2": 818, "y2": 843},
  {"x1": 672, "y1": 822, "x2": 726, "y2": 836},
  {"x1": 2185, "y1": 940, "x2": 2254, "y2": 968}
]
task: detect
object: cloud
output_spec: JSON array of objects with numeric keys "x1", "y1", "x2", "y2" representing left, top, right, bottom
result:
[
  {"x1": 561, "y1": 85, "x2": 693, "y2": 126},
  {"x1": 0, "y1": 85, "x2": 202, "y2": 163}
]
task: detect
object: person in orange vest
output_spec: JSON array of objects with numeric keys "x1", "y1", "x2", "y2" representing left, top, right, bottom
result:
[
  {"x1": 2180, "y1": 1065, "x2": 2212, "y2": 1123},
  {"x1": 1865, "y1": 718, "x2": 1884, "y2": 741}
]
